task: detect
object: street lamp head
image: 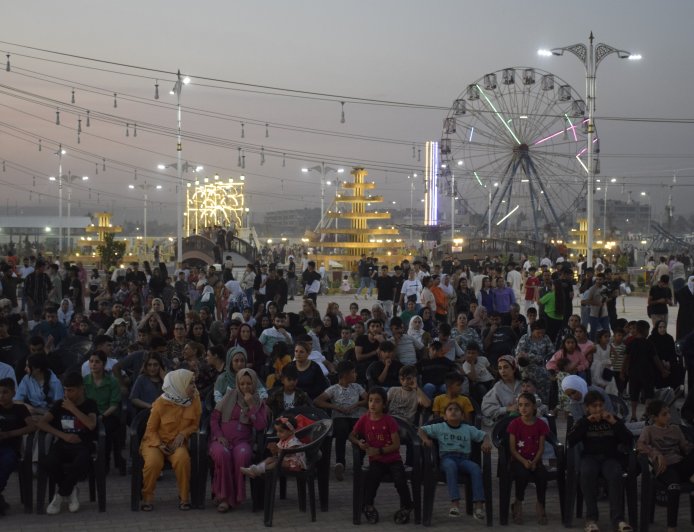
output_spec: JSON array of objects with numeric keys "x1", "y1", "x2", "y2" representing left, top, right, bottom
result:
[
  {"x1": 182, "y1": 76, "x2": 191, "y2": 85},
  {"x1": 628, "y1": 54, "x2": 642, "y2": 61},
  {"x1": 81, "y1": 176, "x2": 89, "y2": 181},
  {"x1": 49, "y1": 176, "x2": 56, "y2": 181},
  {"x1": 194, "y1": 165, "x2": 203, "y2": 172},
  {"x1": 337, "y1": 168, "x2": 344, "y2": 173},
  {"x1": 640, "y1": 191, "x2": 646, "y2": 196},
  {"x1": 156, "y1": 185, "x2": 162, "y2": 190},
  {"x1": 610, "y1": 178, "x2": 617, "y2": 183},
  {"x1": 157, "y1": 164, "x2": 166, "y2": 170},
  {"x1": 301, "y1": 168, "x2": 309, "y2": 173},
  {"x1": 128, "y1": 184, "x2": 135, "y2": 189},
  {"x1": 326, "y1": 180, "x2": 331, "y2": 185},
  {"x1": 537, "y1": 49, "x2": 553, "y2": 57}
]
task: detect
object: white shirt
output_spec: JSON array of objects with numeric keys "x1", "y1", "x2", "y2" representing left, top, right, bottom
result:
[
  {"x1": 507, "y1": 270, "x2": 522, "y2": 295},
  {"x1": 224, "y1": 280, "x2": 243, "y2": 299},
  {"x1": 462, "y1": 356, "x2": 494, "y2": 383},
  {"x1": 81, "y1": 358, "x2": 118, "y2": 377},
  {"x1": 400, "y1": 279, "x2": 421, "y2": 302}
]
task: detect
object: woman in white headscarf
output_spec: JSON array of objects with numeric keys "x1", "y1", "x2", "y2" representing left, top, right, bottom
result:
[
  {"x1": 195, "y1": 285, "x2": 216, "y2": 315},
  {"x1": 140, "y1": 369, "x2": 201, "y2": 511},
  {"x1": 407, "y1": 315, "x2": 431, "y2": 346},
  {"x1": 57, "y1": 298, "x2": 74, "y2": 326},
  {"x1": 560, "y1": 374, "x2": 614, "y2": 421},
  {"x1": 209, "y1": 368, "x2": 268, "y2": 512}
]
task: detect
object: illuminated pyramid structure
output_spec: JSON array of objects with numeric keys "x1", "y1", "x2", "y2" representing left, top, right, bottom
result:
[{"x1": 308, "y1": 167, "x2": 411, "y2": 269}]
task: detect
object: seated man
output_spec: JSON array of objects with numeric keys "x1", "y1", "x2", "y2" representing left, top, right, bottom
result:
[
  {"x1": 0, "y1": 378, "x2": 34, "y2": 515},
  {"x1": 37, "y1": 372, "x2": 98, "y2": 515},
  {"x1": 366, "y1": 341, "x2": 402, "y2": 390}
]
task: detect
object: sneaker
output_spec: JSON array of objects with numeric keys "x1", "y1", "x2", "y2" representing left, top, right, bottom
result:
[
  {"x1": 448, "y1": 506, "x2": 461, "y2": 517},
  {"x1": 68, "y1": 487, "x2": 80, "y2": 513},
  {"x1": 689, "y1": 473, "x2": 694, "y2": 484},
  {"x1": 240, "y1": 466, "x2": 256, "y2": 478},
  {"x1": 334, "y1": 463, "x2": 345, "y2": 481},
  {"x1": 473, "y1": 507, "x2": 486, "y2": 521},
  {"x1": 46, "y1": 494, "x2": 63, "y2": 515}
]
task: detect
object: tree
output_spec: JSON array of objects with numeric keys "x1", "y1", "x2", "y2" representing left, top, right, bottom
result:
[{"x1": 97, "y1": 233, "x2": 126, "y2": 270}]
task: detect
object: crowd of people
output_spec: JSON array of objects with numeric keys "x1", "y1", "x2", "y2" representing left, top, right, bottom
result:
[{"x1": 0, "y1": 251, "x2": 693, "y2": 531}]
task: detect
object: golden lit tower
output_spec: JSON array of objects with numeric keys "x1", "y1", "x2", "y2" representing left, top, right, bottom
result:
[{"x1": 308, "y1": 167, "x2": 411, "y2": 269}]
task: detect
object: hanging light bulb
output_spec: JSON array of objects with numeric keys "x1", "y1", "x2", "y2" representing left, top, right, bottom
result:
[
  {"x1": 340, "y1": 101, "x2": 345, "y2": 124},
  {"x1": 265, "y1": 123, "x2": 269, "y2": 137},
  {"x1": 77, "y1": 116, "x2": 82, "y2": 134},
  {"x1": 418, "y1": 148, "x2": 421, "y2": 162},
  {"x1": 95, "y1": 163, "x2": 98, "y2": 175},
  {"x1": 56, "y1": 108, "x2": 60, "y2": 125},
  {"x1": 241, "y1": 122, "x2": 245, "y2": 138},
  {"x1": 237, "y1": 147, "x2": 242, "y2": 167},
  {"x1": 125, "y1": 123, "x2": 129, "y2": 137},
  {"x1": 71, "y1": 89, "x2": 75, "y2": 104},
  {"x1": 38, "y1": 139, "x2": 42, "y2": 152},
  {"x1": 412, "y1": 144, "x2": 415, "y2": 159},
  {"x1": 5, "y1": 53, "x2": 9, "y2": 72},
  {"x1": 86, "y1": 110, "x2": 90, "y2": 127},
  {"x1": 133, "y1": 123, "x2": 137, "y2": 137},
  {"x1": 102, "y1": 158, "x2": 106, "y2": 172},
  {"x1": 154, "y1": 80, "x2": 159, "y2": 100},
  {"x1": 77, "y1": 131, "x2": 80, "y2": 144},
  {"x1": 113, "y1": 93, "x2": 117, "y2": 108},
  {"x1": 260, "y1": 146, "x2": 265, "y2": 165},
  {"x1": 2, "y1": 161, "x2": 5, "y2": 172},
  {"x1": 281, "y1": 180, "x2": 284, "y2": 193},
  {"x1": 134, "y1": 169, "x2": 138, "y2": 181},
  {"x1": 89, "y1": 188, "x2": 92, "y2": 199},
  {"x1": 241, "y1": 151, "x2": 246, "y2": 169},
  {"x1": 282, "y1": 153, "x2": 286, "y2": 167}
]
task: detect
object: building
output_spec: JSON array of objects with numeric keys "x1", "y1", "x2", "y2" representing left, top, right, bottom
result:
[
  {"x1": 262, "y1": 208, "x2": 321, "y2": 237},
  {"x1": 596, "y1": 199, "x2": 651, "y2": 235}
]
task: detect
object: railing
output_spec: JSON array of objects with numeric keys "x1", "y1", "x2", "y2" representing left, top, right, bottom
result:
[{"x1": 183, "y1": 234, "x2": 257, "y2": 264}]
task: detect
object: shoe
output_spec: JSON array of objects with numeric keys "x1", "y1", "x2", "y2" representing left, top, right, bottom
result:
[
  {"x1": 363, "y1": 506, "x2": 379, "y2": 524},
  {"x1": 474, "y1": 507, "x2": 486, "y2": 521},
  {"x1": 68, "y1": 487, "x2": 80, "y2": 513},
  {"x1": 393, "y1": 507, "x2": 411, "y2": 525},
  {"x1": 448, "y1": 506, "x2": 461, "y2": 517},
  {"x1": 334, "y1": 463, "x2": 344, "y2": 481},
  {"x1": 46, "y1": 493, "x2": 63, "y2": 515},
  {"x1": 240, "y1": 466, "x2": 256, "y2": 478}
]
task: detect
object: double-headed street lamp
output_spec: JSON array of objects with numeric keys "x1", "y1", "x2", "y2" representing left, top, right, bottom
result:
[
  {"x1": 128, "y1": 182, "x2": 162, "y2": 253},
  {"x1": 595, "y1": 177, "x2": 617, "y2": 237},
  {"x1": 301, "y1": 163, "x2": 344, "y2": 219},
  {"x1": 539, "y1": 32, "x2": 640, "y2": 268},
  {"x1": 640, "y1": 191, "x2": 652, "y2": 233}
]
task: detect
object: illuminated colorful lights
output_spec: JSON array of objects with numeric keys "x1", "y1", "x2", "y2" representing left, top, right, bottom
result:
[{"x1": 475, "y1": 84, "x2": 521, "y2": 145}]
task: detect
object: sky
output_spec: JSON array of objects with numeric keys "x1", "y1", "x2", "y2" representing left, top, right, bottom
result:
[{"x1": 1, "y1": 0, "x2": 693, "y2": 230}]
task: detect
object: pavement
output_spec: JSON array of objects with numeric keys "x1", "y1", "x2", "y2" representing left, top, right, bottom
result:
[{"x1": 1, "y1": 293, "x2": 682, "y2": 531}]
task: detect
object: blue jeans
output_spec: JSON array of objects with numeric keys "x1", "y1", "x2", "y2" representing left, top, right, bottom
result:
[
  {"x1": 440, "y1": 452, "x2": 484, "y2": 502},
  {"x1": 357, "y1": 276, "x2": 372, "y2": 296},
  {"x1": 244, "y1": 288, "x2": 254, "y2": 308},
  {"x1": 589, "y1": 315, "x2": 610, "y2": 341},
  {"x1": 423, "y1": 383, "x2": 446, "y2": 401},
  {"x1": 0, "y1": 446, "x2": 19, "y2": 493}
]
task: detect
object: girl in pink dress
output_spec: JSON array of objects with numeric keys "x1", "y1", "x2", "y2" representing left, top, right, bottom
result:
[{"x1": 209, "y1": 368, "x2": 268, "y2": 512}]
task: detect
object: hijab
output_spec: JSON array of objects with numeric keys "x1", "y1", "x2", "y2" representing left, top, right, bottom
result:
[
  {"x1": 200, "y1": 285, "x2": 214, "y2": 303},
  {"x1": 215, "y1": 367, "x2": 261, "y2": 423},
  {"x1": 407, "y1": 315, "x2": 424, "y2": 341},
  {"x1": 561, "y1": 374, "x2": 588, "y2": 400},
  {"x1": 58, "y1": 298, "x2": 74, "y2": 326},
  {"x1": 161, "y1": 369, "x2": 194, "y2": 406},
  {"x1": 214, "y1": 346, "x2": 247, "y2": 400},
  {"x1": 468, "y1": 305, "x2": 487, "y2": 330},
  {"x1": 648, "y1": 320, "x2": 676, "y2": 362},
  {"x1": 233, "y1": 323, "x2": 265, "y2": 368}
]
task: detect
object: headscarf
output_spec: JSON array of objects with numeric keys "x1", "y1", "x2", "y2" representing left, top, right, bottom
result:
[
  {"x1": 468, "y1": 305, "x2": 487, "y2": 330},
  {"x1": 200, "y1": 285, "x2": 214, "y2": 303},
  {"x1": 215, "y1": 367, "x2": 261, "y2": 423},
  {"x1": 688, "y1": 275, "x2": 694, "y2": 295},
  {"x1": 497, "y1": 354, "x2": 517, "y2": 371},
  {"x1": 57, "y1": 298, "x2": 74, "y2": 326},
  {"x1": 161, "y1": 369, "x2": 194, "y2": 406},
  {"x1": 561, "y1": 374, "x2": 588, "y2": 400},
  {"x1": 233, "y1": 323, "x2": 265, "y2": 369},
  {"x1": 214, "y1": 346, "x2": 247, "y2": 400},
  {"x1": 407, "y1": 315, "x2": 424, "y2": 341},
  {"x1": 648, "y1": 320, "x2": 677, "y2": 364}
]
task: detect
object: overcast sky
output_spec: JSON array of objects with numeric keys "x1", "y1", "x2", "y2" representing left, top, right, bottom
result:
[{"x1": 1, "y1": 0, "x2": 693, "y2": 228}]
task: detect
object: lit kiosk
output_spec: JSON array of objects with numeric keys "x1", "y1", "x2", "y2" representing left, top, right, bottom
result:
[{"x1": 307, "y1": 167, "x2": 411, "y2": 271}]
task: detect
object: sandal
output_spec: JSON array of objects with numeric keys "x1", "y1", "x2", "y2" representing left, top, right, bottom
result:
[
  {"x1": 584, "y1": 521, "x2": 600, "y2": 532},
  {"x1": 393, "y1": 507, "x2": 412, "y2": 525},
  {"x1": 178, "y1": 501, "x2": 191, "y2": 511},
  {"x1": 217, "y1": 502, "x2": 230, "y2": 513},
  {"x1": 363, "y1": 506, "x2": 379, "y2": 524},
  {"x1": 512, "y1": 500, "x2": 523, "y2": 525},
  {"x1": 140, "y1": 502, "x2": 153, "y2": 512},
  {"x1": 616, "y1": 522, "x2": 632, "y2": 532}
]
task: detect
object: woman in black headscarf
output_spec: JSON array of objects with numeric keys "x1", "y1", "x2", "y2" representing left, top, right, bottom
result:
[{"x1": 648, "y1": 320, "x2": 682, "y2": 389}]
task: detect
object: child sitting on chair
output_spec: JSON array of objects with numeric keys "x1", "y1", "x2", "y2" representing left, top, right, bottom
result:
[
  {"x1": 241, "y1": 415, "x2": 306, "y2": 477},
  {"x1": 418, "y1": 401, "x2": 491, "y2": 520}
]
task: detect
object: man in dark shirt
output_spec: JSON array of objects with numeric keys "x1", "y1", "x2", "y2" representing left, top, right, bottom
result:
[
  {"x1": 37, "y1": 372, "x2": 98, "y2": 514},
  {"x1": 354, "y1": 319, "x2": 385, "y2": 385},
  {"x1": 416, "y1": 340, "x2": 458, "y2": 400},
  {"x1": 0, "y1": 378, "x2": 33, "y2": 514},
  {"x1": 125, "y1": 262, "x2": 147, "y2": 286},
  {"x1": 482, "y1": 311, "x2": 518, "y2": 368},
  {"x1": 24, "y1": 260, "x2": 52, "y2": 318},
  {"x1": 366, "y1": 341, "x2": 402, "y2": 389},
  {"x1": 375, "y1": 265, "x2": 396, "y2": 318},
  {"x1": 301, "y1": 261, "x2": 322, "y2": 304},
  {"x1": 391, "y1": 266, "x2": 405, "y2": 316},
  {"x1": 647, "y1": 274, "x2": 672, "y2": 328},
  {"x1": 0, "y1": 318, "x2": 27, "y2": 381}
]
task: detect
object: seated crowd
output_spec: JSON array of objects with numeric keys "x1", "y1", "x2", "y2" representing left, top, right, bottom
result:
[{"x1": 0, "y1": 254, "x2": 692, "y2": 531}]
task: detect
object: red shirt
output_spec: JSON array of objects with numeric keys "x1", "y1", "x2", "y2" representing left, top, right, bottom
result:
[
  {"x1": 507, "y1": 416, "x2": 549, "y2": 461},
  {"x1": 353, "y1": 413, "x2": 401, "y2": 463},
  {"x1": 345, "y1": 315, "x2": 363, "y2": 327},
  {"x1": 524, "y1": 276, "x2": 540, "y2": 301}
]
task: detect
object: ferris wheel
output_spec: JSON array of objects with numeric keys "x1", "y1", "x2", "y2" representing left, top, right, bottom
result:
[{"x1": 440, "y1": 67, "x2": 596, "y2": 241}]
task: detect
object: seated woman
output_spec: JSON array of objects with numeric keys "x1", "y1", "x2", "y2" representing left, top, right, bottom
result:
[
  {"x1": 290, "y1": 337, "x2": 329, "y2": 401},
  {"x1": 139, "y1": 369, "x2": 201, "y2": 511},
  {"x1": 229, "y1": 323, "x2": 266, "y2": 375},
  {"x1": 15, "y1": 353, "x2": 64, "y2": 418},
  {"x1": 209, "y1": 368, "x2": 268, "y2": 512},
  {"x1": 214, "y1": 347, "x2": 268, "y2": 404},
  {"x1": 129, "y1": 352, "x2": 166, "y2": 413},
  {"x1": 83, "y1": 350, "x2": 124, "y2": 474},
  {"x1": 481, "y1": 355, "x2": 522, "y2": 425}
]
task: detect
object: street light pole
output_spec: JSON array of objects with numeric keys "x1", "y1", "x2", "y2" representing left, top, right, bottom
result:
[
  {"x1": 539, "y1": 33, "x2": 640, "y2": 268},
  {"x1": 171, "y1": 71, "x2": 191, "y2": 268},
  {"x1": 57, "y1": 146, "x2": 64, "y2": 255},
  {"x1": 301, "y1": 163, "x2": 343, "y2": 221},
  {"x1": 641, "y1": 191, "x2": 651, "y2": 233},
  {"x1": 66, "y1": 174, "x2": 89, "y2": 252},
  {"x1": 129, "y1": 182, "x2": 162, "y2": 256},
  {"x1": 450, "y1": 173, "x2": 455, "y2": 240}
]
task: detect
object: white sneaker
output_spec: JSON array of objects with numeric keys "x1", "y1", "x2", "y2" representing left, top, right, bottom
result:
[
  {"x1": 46, "y1": 494, "x2": 63, "y2": 515},
  {"x1": 68, "y1": 487, "x2": 80, "y2": 513},
  {"x1": 240, "y1": 466, "x2": 257, "y2": 478}
]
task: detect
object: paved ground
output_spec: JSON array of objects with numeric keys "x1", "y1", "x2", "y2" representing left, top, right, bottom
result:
[{"x1": 1, "y1": 294, "x2": 683, "y2": 531}]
